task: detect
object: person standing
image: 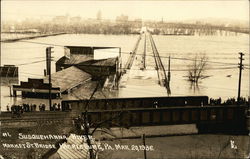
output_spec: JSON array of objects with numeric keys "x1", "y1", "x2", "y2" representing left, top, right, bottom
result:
[
  {"x1": 6, "y1": 104, "x2": 10, "y2": 112},
  {"x1": 58, "y1": 103, "x2": 61, "y2": 111},
  {"x1": 42, "y1": 104, "x2": 46, "y2": 111},
  {"x1": 39, "y1": 103, "x2": 42, "y2": 111},
  {"x1": 30, "y1": 104, "x2": 33, "y2": 112},
  {"x1": 33, "y1": 104, "x2": 37, "y2": 111}
]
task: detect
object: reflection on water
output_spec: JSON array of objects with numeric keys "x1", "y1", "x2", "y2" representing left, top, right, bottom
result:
[{"x1": 189, "y1": 81, "x2": 200, "y2": 94}]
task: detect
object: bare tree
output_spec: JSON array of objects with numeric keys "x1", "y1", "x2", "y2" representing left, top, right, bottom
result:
[
  {"x1": 72, "y1": 81, "x2": 129, "y2": 159},
  {"x1": 187, "y1": 53, "x2": 208, "y2": 83}
]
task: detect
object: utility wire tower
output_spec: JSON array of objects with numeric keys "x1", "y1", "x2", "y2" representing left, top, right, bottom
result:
[
  {"x1": 237, "y1": 52, "x2": 244, "y2": 103},
  {"x1": 46, "y1": 47, "x2": 53, "y2": 110}
]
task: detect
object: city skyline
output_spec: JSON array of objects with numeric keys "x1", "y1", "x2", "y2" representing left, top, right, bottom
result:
[{"x1": 1, "y1": 1, "x2": 249, "y2": 23}]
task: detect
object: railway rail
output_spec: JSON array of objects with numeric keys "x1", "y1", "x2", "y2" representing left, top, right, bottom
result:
[
  {"x1": 148, "y1": 32, "x2": 171, "y2": 94},
  {"x1": 124, "y1": 34, "x2": 141, "y2": 70}
]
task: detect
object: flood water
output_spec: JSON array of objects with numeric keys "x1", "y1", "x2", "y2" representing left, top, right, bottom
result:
[{"x1": 1, "y1": 33, "x2": 249, "y2": 110}]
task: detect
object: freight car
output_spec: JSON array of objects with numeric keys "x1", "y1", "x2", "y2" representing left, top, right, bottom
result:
[{"x1": 62, "y1": 96, "x2": 209, "y2": 111}]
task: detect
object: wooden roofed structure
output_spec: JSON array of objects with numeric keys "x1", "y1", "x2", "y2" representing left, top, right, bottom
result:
[{"x1": 12, "y1": 66, "x2": 91, "y2": 98}]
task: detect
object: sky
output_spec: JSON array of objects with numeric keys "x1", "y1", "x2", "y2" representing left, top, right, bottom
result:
[{"x1": 1, "y1": 0, "x2": 249, "y2": 22}]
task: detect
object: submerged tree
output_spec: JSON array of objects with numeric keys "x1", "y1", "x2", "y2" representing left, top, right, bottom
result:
[{"x1": 187, "y1": 53, "x2": 208, "y2": 83}]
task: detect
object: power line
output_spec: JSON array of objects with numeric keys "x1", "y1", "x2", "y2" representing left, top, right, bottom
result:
[
  {"x1": 2, "y1": 44, "x2": 248, "y2": 58},
  {"x1": 13, "y1": 57, "x2": 55, "y2": 66},
  {"x1": 2, "y1": 39, "x2": 248, "y2": 66},
  {"x1": 121, "y1": 67, "x2": 238, "y2": 71},
  {"x1": 4, "y1": 56, "x2": 47, "y2": 60},
  {"x1": 1, "y1": 46, "x2": 46, "y2": 49},
  {"x1": 17, "y1": 73, "x2": 247, "y2": 96},
  {"x1": 19, "y1": 71, "x2": 92, "y2": 82},
  {"x1": 19, "y1": 72, "x2": 44, "y2": 77},
  {"x1": 18, "y1": 40, "x2": 63, "y2": 47},
  {"x1": 16, "y1": 60, "x2": 47, "y2": 66},
  {"x1": 18, "y1": 66, "x2": 238, "y2": 81}
]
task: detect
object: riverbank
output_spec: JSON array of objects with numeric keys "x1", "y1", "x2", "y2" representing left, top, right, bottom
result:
[{"x1": 1, "y1": 32, "x2": 66, "y2": 42}]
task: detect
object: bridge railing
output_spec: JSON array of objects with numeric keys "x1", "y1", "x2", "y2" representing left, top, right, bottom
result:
[
  {"x1": 148, "y1": 33, "x2": 170, "y2": 94},
  {"x1": 124, "y1": 34, "x2": 142, "y2": 70}
]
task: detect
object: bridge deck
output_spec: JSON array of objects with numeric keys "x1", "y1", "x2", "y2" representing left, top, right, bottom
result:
[{"x1": 119, "y1": 31, "x2": 170, "y2": 97}]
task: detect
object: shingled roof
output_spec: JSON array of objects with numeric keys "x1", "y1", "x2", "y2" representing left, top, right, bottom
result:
[
  {"x1": 56, "y1": 54, "x2": 93, "y2": 65},
  {"x1": 78, "y1": 58, "x2": 117, "y2": 67},
  {"x1": 44, "y1": 66, "x2": 91, "y2": 93}
]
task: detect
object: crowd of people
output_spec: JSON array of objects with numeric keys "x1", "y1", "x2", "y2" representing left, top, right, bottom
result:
[
  {"x1": 209, "y1": 97, "x2": 249, "y2": 105},
  {"x1": 50, "y1": 103, "x2": 61, "y2": 111},
  {"x1": 209, "y1": 97, "x2": 222, "y2": 105},
  {"x1": 6, "y1": 102, "x2": 63, "y2": 117}
]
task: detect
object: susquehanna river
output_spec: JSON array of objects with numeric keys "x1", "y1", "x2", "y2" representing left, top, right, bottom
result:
[{"x1": 1, "y1": 33, "x2": 249, "y2": 110}]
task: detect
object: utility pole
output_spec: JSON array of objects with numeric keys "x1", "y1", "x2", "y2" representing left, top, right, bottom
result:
[
  {"x1": 168, "y1": 56, "x2": 171, "y2": 82},
  {"x1": 142, "y1": 134, "x2": 147, "y2": 159},
  {"x1": 46, "y1": 47, "x2": 53, "y2": 110},
  {"x1": 143, "y1": 33, "x2": 146, "y2": 69},
  {"x1": 237, "y1": 52, "x2": 244, "y2": 103}
]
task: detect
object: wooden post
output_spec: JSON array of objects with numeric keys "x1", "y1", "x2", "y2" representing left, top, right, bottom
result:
[
  {"x1": 9, "y1": 85, "x2": 12, "y2": 97},
  {"x1": 13, "y1": 90, "x2": 17, "y2": 97},
  {"x1": 168, "y1": 56, "x2": 171, "y2": 82},
  {"x1": 237, "y1": 52, "x2": 244, "y2": 103},
  {"x1": 46, "y1": 47, "x2": 53, "y2": 110},
  {"x1": 142, "y1": 134, "x2": 147, "y2": 159},
  {"x1": 44, "y1": 69, "x2": 47, "y2": 76},
  {"x1": 143, "y1": 33, "x2": 146, "y2": 69}
]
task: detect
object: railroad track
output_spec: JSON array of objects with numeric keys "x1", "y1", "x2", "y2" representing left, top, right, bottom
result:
[
  {"x1": 148, "y1": 32, "x2": 171, "y2": 94},
  {"x1": 122, "y1": 30, "x2": 171, "y2": 95},
  {"x1": 124, "y1": 34, "x2": 142, "y2": 70}
]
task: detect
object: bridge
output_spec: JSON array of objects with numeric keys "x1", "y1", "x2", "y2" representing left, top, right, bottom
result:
[{"x1": 120, "y1": 29, "x2": 170, "y2": 97}]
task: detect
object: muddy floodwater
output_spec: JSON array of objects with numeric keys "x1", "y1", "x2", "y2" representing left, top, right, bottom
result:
[{"x1": 1, "y1": 33, "x2": 249, "y2": 110}]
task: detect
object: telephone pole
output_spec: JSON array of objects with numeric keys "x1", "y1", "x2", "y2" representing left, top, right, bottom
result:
[
  {"x1": 237, "y1": 52, "x2": 244, "y2": 103},
  {"x1": 168, "y1": 56, "x2": 171, "y2": 82},
  {"x1": 142, "y1": 134, "x2": 147, "y2": 159},
  {"x1": 46, "y1": 47, "x2": 53, "y2": 110}
]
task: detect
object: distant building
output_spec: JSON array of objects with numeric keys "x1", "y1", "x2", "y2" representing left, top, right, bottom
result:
[
  {"x1": 69, "y1": 16, "x2": 82, "y2": 23},
  {"x1": 116, "y1": 14, "x2": 129, "y2": 23},
  {"x1": 53, "y1": 15, "x2": 69, "y2": 24},
  {"x1": 96, "y1": 10, "x2": 102, "y2": 21}
]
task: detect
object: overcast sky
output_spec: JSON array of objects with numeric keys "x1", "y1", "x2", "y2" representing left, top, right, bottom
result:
[{"x1": 1, "y1": 0, "x2": 249, "y2": 22}]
